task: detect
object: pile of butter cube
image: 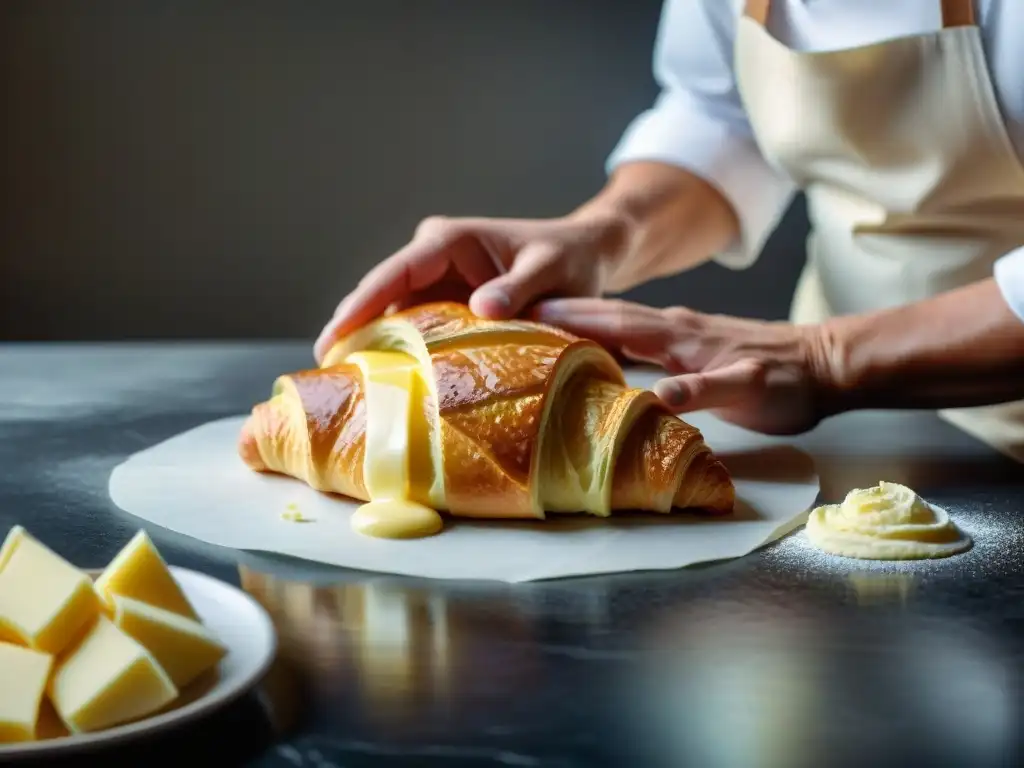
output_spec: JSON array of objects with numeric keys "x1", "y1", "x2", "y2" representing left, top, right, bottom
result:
[{"x1": 0, "y1": 527, "x2": 227, "y2": 743}]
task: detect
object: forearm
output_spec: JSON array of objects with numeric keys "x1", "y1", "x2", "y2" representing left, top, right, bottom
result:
[
  {"x1": 570, "y1": 161, "x2": 740, "y2": 292},
  {"x1": 821, "y1": 278, "x2": 1024, "y2": 412}
]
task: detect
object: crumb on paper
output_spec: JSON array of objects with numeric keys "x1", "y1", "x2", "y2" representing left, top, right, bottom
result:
[{"x1": 280, "y1": 503, "x2": 315, "y2": 523}]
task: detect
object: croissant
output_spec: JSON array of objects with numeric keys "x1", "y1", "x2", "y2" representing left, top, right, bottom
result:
[{"x1": 238, "y1": 303, "x2": 734, "y2": 519}]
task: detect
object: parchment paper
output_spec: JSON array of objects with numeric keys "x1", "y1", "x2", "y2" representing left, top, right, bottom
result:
[{"x1": 108, "y1": 372, "x2": 820, "y2": 582}]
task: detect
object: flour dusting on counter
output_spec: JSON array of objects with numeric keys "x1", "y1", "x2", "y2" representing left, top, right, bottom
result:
[{"x1": 763, "y1": 502, "x2": 1022, "y2": 579}]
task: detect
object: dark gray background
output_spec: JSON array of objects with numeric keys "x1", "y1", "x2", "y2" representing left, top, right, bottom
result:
[{"x1": 0, "y1": 0, "x2": 808, "y2": 342}]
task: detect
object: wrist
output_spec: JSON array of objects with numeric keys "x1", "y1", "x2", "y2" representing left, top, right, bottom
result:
[
  {"x1": 809, "y1": 281, "x2": 1024, "y2": 412},
  {"x1": 809, "y1": 308, "x2": 919, "y2": 415},
  {"x1": 801, "y1": 318, "x2": 863, "y2": 419},
  {"x1": 565, "y1": 194, "x2": 639, "y2": 291},
  {"x1": 570, "y1": 161, "x2": 740, "y2": 292}
]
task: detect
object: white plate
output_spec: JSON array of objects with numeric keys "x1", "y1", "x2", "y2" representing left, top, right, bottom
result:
[{"x1": 0, "y1": 567, "x2": 277, "y2": 760}]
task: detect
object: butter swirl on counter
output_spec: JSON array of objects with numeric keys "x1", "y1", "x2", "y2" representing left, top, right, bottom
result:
[{"x1": 805, "y1": 482, "x2": 972, "y2": 560}]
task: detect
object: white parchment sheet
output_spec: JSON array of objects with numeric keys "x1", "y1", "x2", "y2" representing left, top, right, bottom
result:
[{"x1": 109, "y1": 371, "x2": 820, "y2": 582}]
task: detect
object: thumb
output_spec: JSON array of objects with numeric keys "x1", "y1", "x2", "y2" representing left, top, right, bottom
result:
[
  {"x1": 653, "y1": 358, "x2": 765, "y2": 413},
  {"x1": 469, "y1": 241, "x2": 562, "y2": 319}
]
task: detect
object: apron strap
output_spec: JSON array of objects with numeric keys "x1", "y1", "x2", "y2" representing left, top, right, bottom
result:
[
  {"x1": 742, "y1": 0, "x2": 975, "y2": 29},
  {"x1": 743, "y1": 0, "x2": 770, "y2": 25},
  {"x1": 940, "y1": 0, "x2": 975, "y2": 27}
]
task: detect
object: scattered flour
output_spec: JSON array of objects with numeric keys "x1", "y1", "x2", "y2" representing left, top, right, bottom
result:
[{"x1": 762, "y1": 501, "x2": 1023, "y2": 580}]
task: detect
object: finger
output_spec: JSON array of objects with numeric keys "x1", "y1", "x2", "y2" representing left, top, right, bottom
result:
[
  {"x1": 387, "y1": 269, "x2": 475, "y2": 312},
  {"x1": 313, "y1": 251, "x2": 440, "y2": 362},
  {"x1": 314, "y1": 225, "x2": 495, "y2": 362},
  {"x1": 619, "y1": 344, "x2": 683, "y2": 373},
  {"x1": 653, "y1": 358, "x2": 765, "y2": 413},
  {"x1": 531, "y1": 299, "x2": 675, "y2": 356},
  {"x1": 469, "y1": 241, "x2": 563, "y2": 319}
]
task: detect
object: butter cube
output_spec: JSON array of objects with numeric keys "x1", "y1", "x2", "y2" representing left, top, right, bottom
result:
[
  {"x1": 112, "y1": 595, "x2": 226, "y2": 689},
  {"x1": 0, "y1": 642, "x2": 53, "y2": 743},
  {"x1": 94, "y1": 531, "x2": 198, "y2": 620},
  {"x1": 50, "y1": 616, "x2": 178, "y2": 733},
  {"x1": 0, "y1": 535, "x2": 100, "y2": 654},
  {"x1": 0, "y1": 525, "x2": 28, "y2": 572}
]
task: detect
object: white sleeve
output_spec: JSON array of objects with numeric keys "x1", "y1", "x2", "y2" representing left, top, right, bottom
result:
[
  {"x1": 606, "y1": 0, "x2": 797, "y2": 269},
  {"x1": 994, "y1": 247, "x2": 1024, "y2": 323}
]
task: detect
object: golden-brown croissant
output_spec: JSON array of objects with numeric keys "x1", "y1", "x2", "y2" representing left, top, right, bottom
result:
[{"x1": 239, "y1": 303, "x2": 734, "y2": 518}]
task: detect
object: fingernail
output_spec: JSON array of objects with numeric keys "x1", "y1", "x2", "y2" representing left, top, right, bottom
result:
[
  {"x1": 472, "y1": 288, "x2": 510, "y2": 316},
  {"x1": 654, "y1": 380, "x2": 687, "y2": 407}
]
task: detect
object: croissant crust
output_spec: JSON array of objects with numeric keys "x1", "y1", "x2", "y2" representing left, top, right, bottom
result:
[{"x1": 240, "y1": 303, "x2": 734, "y2": 518}]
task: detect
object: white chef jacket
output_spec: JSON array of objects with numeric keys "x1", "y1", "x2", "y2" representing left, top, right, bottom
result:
[{"x1": 608, "y1": 0, "x2": 1024, "y2": 323}]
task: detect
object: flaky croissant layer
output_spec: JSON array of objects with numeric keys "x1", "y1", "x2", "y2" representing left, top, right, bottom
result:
[{"x1": 239, "y1": 303, "x2": 735, "y2": 518}]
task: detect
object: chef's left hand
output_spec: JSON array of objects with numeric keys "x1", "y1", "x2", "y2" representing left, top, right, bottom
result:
[{"x1": 532, "y1": 298, "x2": 839, "y2": 435}]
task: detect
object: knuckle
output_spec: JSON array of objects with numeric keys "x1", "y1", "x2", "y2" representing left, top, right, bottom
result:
[
  {"x1": 663, "y1": 350, "x2": 689, "y2": 374},
  {"x1": 744, "y1": 358, "x2": 768, "y2": 382},
  {"x1": 526, "y1": 241, "x2": 564, "y2": 270},
  {"x1": 663, "y1": 305, "x2": 701, "y2": 330},
  {"x1": 610, "y1": 301, "x2": 631, "y2": 336}
]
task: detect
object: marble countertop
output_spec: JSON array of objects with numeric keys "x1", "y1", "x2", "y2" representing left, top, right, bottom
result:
[{"x1": 2, "y1": 342, "x2": 1021, "y2": 767}]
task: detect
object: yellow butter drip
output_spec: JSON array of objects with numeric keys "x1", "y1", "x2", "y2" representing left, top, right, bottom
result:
[
  {"x1": 805, "y1": 481, "x2": 972, "y2": 560},
  {"x1": 344, "y1": 351, "x2": 443, "y2": 540},
  {"x1": 350, "y1": 501, "x2": 442, "y2": 539}
]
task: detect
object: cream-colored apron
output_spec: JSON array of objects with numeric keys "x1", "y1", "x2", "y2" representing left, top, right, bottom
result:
[{"x1": 735, "y1": 0, "x2": 1024, "y2": 462}]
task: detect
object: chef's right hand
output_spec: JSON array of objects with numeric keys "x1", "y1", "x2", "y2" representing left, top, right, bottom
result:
[{"x1": 314, "y1": 212, "x2": 630, "y2": 363}]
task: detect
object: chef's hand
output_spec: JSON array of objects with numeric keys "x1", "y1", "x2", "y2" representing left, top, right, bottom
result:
[
  {"x1": 314, "y1": 212, "x2": 628, "y2": 363},
  {"x1": 532, "y1": 298, "x2": 839, "y2": 436}
]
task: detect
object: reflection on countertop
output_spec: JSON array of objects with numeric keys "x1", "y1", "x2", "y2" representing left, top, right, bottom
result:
[
  {"x1": 624, "y1": 580, "x2": 1015, "y2": 768},
  {"x1": 238, "y1": 552, "x2": 1020, "y2": 768},
  {"x1": 845, "y1": 571, "x2": 919, "y2": 605},
  {"x1": 239, "y1": 566, "x2": 545, "y2": 738}
]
